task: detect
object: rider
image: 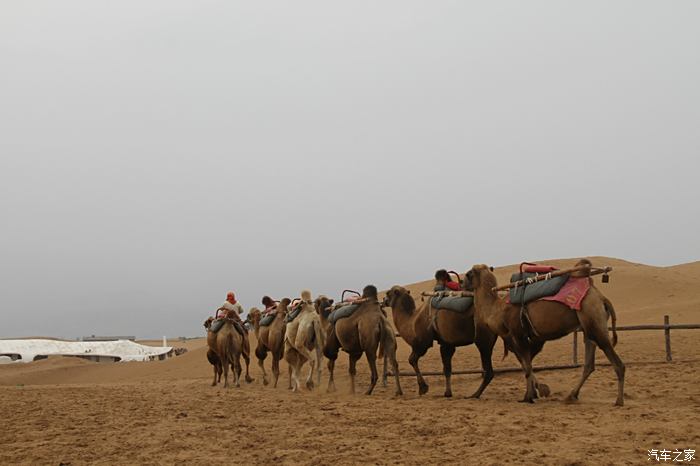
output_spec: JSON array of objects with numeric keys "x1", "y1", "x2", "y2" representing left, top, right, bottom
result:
[
  {"x1": 434, "y1": 269, "x2": 461, "y2": 291},
  {"x1": 261, "y1": 296, "x2": 277, "y2": 316},
  {"x1": 217, "y1": 291, "x2": 246, "y2": 328}
]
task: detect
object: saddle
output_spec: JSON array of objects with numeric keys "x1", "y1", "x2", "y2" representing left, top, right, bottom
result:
[
  {"x1": 430, "y1": 285, "x2": 473, "y2": 313},
  {"x1": 259, "y1": 314, "x2": 276, "y2": 327},
  {"x1": 328, "y1": 303, "x2": 360, "y2": 324},
  {"x1": 507, "y1": 264, "x2": 568, "y2": 342},
  {"x1": 508, "y1": 270, "x2": 569, "y2": 305},
  {"x1": 284, "y1": 303, "x2": 303, "y2": 323},
  {"x1": 208, "y1": 317, "x2": 246, "y2": 336}
]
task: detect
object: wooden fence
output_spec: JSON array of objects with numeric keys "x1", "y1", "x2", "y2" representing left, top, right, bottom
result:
[{"x1": 382, "y1": 314, "x2": 700, "y2": 383}]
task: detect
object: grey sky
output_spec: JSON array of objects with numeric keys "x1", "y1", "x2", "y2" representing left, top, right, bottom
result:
[{"x1": 1, "y1": 1, "x2": 698, "y2": 339}]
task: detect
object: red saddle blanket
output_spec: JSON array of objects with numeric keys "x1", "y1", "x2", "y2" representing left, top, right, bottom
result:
[{"x1": 539, "y1": 277, "x2": 590, "y2": 310}]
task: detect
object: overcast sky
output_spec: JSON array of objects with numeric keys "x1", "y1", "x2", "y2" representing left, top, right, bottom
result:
[{"x1": 1, "y1": 1, "x2": 698, "y2": 339}]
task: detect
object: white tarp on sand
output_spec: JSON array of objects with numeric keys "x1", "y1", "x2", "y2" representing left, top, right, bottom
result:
[{"x1": 0, "y1": 339, "x2": 172, "y2": 363}]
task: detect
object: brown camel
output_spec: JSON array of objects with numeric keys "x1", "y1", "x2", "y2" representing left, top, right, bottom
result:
[
  {"x1": 316, "y1": 285, "x2": 403, "y2": 396},
  {"x1": 466, "y1": 260, "x2": 625, "y2": 405},
  {"x1": 250, "y1": 299, "x2": 292, "y2": 388},
  {"x1": 383, "y1": 283, "x2": 497, "y2": 398},
  {"x1": 284, "y1": 290, "x2": 325, "y2": 391},
  {"x1": 204, "y1": 315, "x2": 254, "y2": 384},
  {"x1": 206, "y1": 319, "x2": 244, "y2": 388}
]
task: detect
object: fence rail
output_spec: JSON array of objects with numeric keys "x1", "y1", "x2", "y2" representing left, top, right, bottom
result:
[{"x1": 382, "y1": 314, "x2": 699, "y2": 384}]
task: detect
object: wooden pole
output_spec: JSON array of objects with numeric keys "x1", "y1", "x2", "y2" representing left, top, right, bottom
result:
[
  {"x1": 664, "y1": 315, "x2": 672, "y2": 362},
  {"x1": 573, "y1": 331, "x2": 578, "y2": 365},
  {"x1": 420, "y1": 291, "x2": 474, "y2": 298},
  {"x1": 492, "y1": 265, "x2": 612, "y2": 292}
]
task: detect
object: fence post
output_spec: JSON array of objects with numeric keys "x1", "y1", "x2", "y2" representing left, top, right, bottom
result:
[
  {"x1": 573, "y1": 330, "x2": 578, "y2": 365},
  {"x1": 664, "y1": 315, "x2": 672, "y2": 362}
]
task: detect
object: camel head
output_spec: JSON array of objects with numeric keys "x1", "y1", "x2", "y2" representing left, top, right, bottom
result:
[
  {"x1": 203, "y1": 316, "x2": 214, "y2": 330},
  {"x1": 382, "y1": 285, "x2": 412, "y2": 310},
  {"x1": 247, "y1": 307, "x2": 261, "y2": 324},
  {"x1": 362, "y1": 285, "x2": 378, "y2": 300},
  {"x1": 278, "y1": 298, "x2": 292, "y2": 313},
  {"x1": 314, "y1": 295, "x2": 334, "y2": 317},
  {"x1": 301, "y1": 289, "x2": 313, "y2": 304},
  {"x1": 465, "y1": 265, "x2": 497, "y2": 293}
]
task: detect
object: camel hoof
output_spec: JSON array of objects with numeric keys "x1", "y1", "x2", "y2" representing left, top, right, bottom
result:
[
  {"x1": 394, "y1": 390, "x2": 403, "y2": 397},
  {"x1": 537, "y1": 383, "x2": 551, "y2": 398},
  {"x1": 306, "y1": 380, "x2": 315, "y2": 391},
  {"x1": 418, "y1": 384, "x2": 429, "y2": 396},
  {"x1": 518, "y1": 398, "x2": 535, "y2": 404},
  {"x1": 614, "y1": 399, "x2": 624, "y2": 407},
  {"x1": 564, "y1": 395, "x2": 578, "y2": 404},
  {"x1": 246, "y1": 376, "x2": 254, "y2": 384},
  {"x1": 262, "y1": 378, "x2": 269, "y2": 386}
]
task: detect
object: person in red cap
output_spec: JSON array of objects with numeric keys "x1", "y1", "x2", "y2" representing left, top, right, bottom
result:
[{"x1": 217, "y1": 291, "x2": 246, "y2": 326}]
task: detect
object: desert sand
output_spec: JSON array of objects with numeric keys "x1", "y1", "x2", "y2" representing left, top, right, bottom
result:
[{"x1": 1, "y1": 257, "x2": 699, "y2": 465}]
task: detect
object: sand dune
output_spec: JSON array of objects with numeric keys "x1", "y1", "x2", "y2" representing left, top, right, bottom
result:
[{"x1": 1, "y1": 257, "x2": 699, "y2": 465}]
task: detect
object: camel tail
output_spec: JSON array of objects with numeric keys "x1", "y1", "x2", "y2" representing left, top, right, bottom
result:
[
  {"x1": 378, "y1": 317, "x2": 396, "y2": 359},
  {"x1": 222, "y1": 331, "x2": 236, "y2": 367},
  {"x1": 501, "y1": 338, "x2": 509, "y2": 361},
  {"x1": 313, "y1": 318, "x2": 325, "y2": 352},
  {"x1": 378, "y1": 320, "x2": 385, "y2": 359},
  {"x1": 603, "y1": 297, "x2": 618, "y2": 347}
]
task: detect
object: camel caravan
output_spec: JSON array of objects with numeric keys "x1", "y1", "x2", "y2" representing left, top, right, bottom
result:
[{"x1": 204, "y1": 258, "x2": 625, "y2": 405}]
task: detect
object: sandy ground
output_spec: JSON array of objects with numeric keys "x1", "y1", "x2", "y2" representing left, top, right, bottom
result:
[{"x1": 2, "y1": 257, "x2": 699, "y2": 465}]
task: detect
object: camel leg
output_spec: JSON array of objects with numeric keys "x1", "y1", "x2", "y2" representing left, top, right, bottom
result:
[
  {"x1": 467, "y1": 328, "x2": 496, "y2": 399},
  {"x1": 305, "y1": 358, "x2": 315, "y2": 391},
  {"x1": 390, "y1": 351, "x2": 403, "y2": 397},
  {"x1": 364, "y1": 350, "x2": 379, "y2": 396},
  {"x1": 566, "y1": 337, "x2": 596, "y2": 403},
  {"x1": 348, "y1": 353, "x2": 362, "y2": 395},
  {"x1": 257, "y1": 357, "x2": 269, "y2": 386},
  {"x1": 315, "y1": 343, "x2": 323, "y2": 388},
  {"x1": 530, "y1": 341, "x2": 550, "y2": 398},
  {"x1": 243, "y1": 353, "x2": 254, "y2": 383},
  {"x1": 288, "y1": 363, "x2": 293, "y2": 390},
  {"x1": 439, "y1": 344, "x2": 456, "y2": 398},
  {"x1": 594, "y1": 331, "x2": 626, "y2": 406},
  {"x1": 222, "y1": 356, "x2": 230, "y2": 389},
  {"x1": 517, "y1": 347, "x2": 537, "y2": 403},
  {"x1": 272, "y1": 356, "x2": 280, "y2": 388},
  {"x1": 233, "y1": 357, "x2": 242, "y2": 388},
  {"x1": 382, "y1": 353, "x2": 388, "y2": 388},
  {"x1": 212, "y1": 362, "x2": 219, "y2": 386},
  {"x1": 409, "y1": 348, "x2": 429, "y2": 396},
  {"x1": 327, "y1": 357, "x2": 336, "y2": 393}
]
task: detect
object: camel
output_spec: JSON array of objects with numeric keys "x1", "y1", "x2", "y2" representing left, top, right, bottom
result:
[
  {"x1": 206, "y1": 319, "x2": 245, "y2": 388},
  {"x1": 204, "y1": 315, "x2": 254, "y2": 385},
  {"x1": 284, "y1": 290, "x2": 325, "y2": 392},
  {"x1": 250, "y1": 299, "x2": 292, "y2": 388},
  {"x1": 383, "y1": 284, "x2": 497, "y2": 398},
  {"x1": 466, "y1": 260, "x2": 625, "y2": 406},
  {"x1": 316, "y1": 285, "x2": 403, "y2": 396}
]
